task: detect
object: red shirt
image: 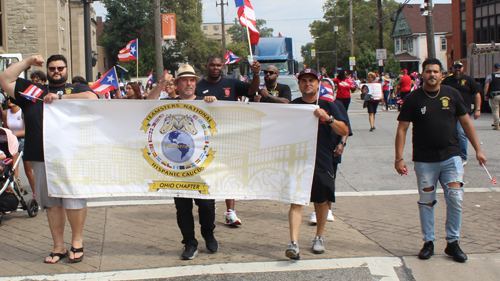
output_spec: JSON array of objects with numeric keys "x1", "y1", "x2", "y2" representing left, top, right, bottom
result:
[
  {"x1": 334, "y1": 78, "x2": 354, "y2": 99},
  {"x1": 399, "y1": 74, "x2": 411, "y2": 92},
  {"x1": 383, "y1": 80, "x2": 390, "y2": 91}
]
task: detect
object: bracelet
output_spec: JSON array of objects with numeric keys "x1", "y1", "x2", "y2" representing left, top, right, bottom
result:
[
  {"x1": 253, "y1": 71, "x2": 261, "y2": 75},
  {"x1": 395, "y1": 158, "x2": 404, "y2": 162}
]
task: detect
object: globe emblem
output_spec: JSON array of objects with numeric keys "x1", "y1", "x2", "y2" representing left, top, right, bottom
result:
[{"x1": 162, "y1": 130, "x2": 195, "y2": 162}]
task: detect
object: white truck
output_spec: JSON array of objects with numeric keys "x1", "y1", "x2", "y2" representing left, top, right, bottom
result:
[{"x1": 466, "y1": 43, "x2": 500, "y2": 82}]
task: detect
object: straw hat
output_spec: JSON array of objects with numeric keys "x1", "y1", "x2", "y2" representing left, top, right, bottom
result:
[{"x1": 175, "y1": 64, "x2": 200, "y2": 83}]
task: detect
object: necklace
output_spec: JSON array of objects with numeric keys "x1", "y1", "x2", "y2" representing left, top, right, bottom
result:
[
  {"x1": 422, "y1": 87, "x2": 440, "y2": 98},
  {"x1": 266, "y1": 83, "x2": 278, "y2": 91}
]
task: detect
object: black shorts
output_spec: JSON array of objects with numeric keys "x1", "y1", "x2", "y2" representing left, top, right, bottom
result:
[
  {"x1": 367, "y1": 101, "x2": 379, "y2": 114},
  {"x1": 310, "y1": 171, "x2": 336, "y2": 204}
]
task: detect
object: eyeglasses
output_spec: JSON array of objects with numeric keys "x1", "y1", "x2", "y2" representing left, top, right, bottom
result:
[
  {"x1": 48, "y1": 66, "x2": 66, "y2": 72},
  {"x1": 453, "y1": 65, "x2": 463, "y2": 69},
  {"x1": 263, "y1": 70, "x2": 277, "y2": 75}
]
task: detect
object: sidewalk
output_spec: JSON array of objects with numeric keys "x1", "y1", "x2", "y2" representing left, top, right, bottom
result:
[{"x1": 0, "y1": 191, "x2": 499, "y2": 279}]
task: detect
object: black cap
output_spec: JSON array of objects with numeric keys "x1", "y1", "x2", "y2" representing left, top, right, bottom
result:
[
  {"x1": 297, "y1": 69, "x2": 319, "y2": 80},
  {"x1": 453, "y1": 60, "x2": 463, "y2": 67},
  {"x1": 494, "y1": 63, "x2": 500, "y2": 69}
]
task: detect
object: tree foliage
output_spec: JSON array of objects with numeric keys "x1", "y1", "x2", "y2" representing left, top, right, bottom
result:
[
  {"x1": 227, "y1": 19, "x2": 274, "y2": 43},
  {"x1": 303, "y1": 0, "x2": 401, "y2": 77},
  {"x1": 100, "y1": 0, "x2": 218, "y2": 78}
]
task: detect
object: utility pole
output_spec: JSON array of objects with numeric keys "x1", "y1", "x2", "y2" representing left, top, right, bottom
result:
[
  {"x1": 350, "y1": 0, "x2": 354, "y2": 57},
  {"x1": 154, "y1": 0, "x2": 163, "y2": 80},
  {"x1": 425, "y1": 0, "x2": 436, "y2": 58},
  {"x1": 216, "y1": 0, "x2": 228, "y2": 55},
  {"x1": 83, "y1": 0, "x2": 93, "y2": 82},
  {"x1": 378, "y1": 0, "x2": 384, "y2": 78}
]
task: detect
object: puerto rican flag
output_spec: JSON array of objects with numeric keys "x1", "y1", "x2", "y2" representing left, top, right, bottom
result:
[
  {"x1": 118, "y1": 39, "x2": 138, "y2": 61},
  {"x1": 223, "y1": 51, "x2": 242, "y2": 65},
  {"x1": 21, "y1": 84, "x2": 43, "y2": 102},
  {"x1": 2, "y1": 158, "x2": 13, "y2": 166},
  {"x1": 319, "y1": 82, "x2": 334, "y2": 102},
  {"x1": 237, "y1": 0, "x2": 260, "y2": 45},
  {"x1": 90, "y1": 67, "x2": 119, "y2": 95},
  {"x1": 147, "y1": 69, "x2": 154, "y2": 84}
]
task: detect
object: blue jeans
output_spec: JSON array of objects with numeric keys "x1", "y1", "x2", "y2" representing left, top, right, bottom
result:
[
  {"x1": 414, "y1": 156, "x2": 464, "y2": 243},
  {"x1": 456, "y1": 120, "x2": 467, "y2": 161}
]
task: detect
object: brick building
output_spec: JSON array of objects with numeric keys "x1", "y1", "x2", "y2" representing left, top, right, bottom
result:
[{"x1": 0, "y1": 0, "x2": 98, "y2": 81}]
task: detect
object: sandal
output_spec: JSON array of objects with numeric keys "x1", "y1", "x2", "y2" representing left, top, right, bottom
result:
[
  {"x1": 69, "y1": 246, "x2": 84, "y2": 263},
  {"x1": 44, "y1": 251, "x2": 68, "y2": 264}
]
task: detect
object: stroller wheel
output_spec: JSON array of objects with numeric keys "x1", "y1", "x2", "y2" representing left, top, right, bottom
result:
[
  {"x1": 0, "y1": 213, "x2": 4, "y2": 226},
  {"x1": 27, "y1": 199, "x2": 38, "y2": 217}
]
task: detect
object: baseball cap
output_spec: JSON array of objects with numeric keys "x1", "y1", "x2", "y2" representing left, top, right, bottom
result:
[
  {"x1": 297, "y1": 69, "x2": 319, "y2": 81},
  {"x1": 494, "y1": 63, "x2": 500, "y2": 69},
  {"x1": 402, "y1": 69, "x2": 408, "y2": 74},
  {"x1": 453, "y1": 60, "x2": 463, "y2": 67}
]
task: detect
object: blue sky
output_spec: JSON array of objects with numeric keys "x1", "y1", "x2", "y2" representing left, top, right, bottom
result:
[{"x1": 92, "y1": 0, "x2": 451, "y2": 61}]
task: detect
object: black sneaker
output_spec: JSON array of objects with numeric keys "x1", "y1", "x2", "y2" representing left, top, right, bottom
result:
[
  {"x1": 445, "y1": 240, "x2": 468, "y2": 262},
  {"x1": 181, "y1": 244, "x2": 198, "y2": 260},
  {"x1": 418, "y1": 241, "x2": 434, "y2": 260},
  {"x1": 205, "y1": 236, "x2": 219, "y2": 253}
]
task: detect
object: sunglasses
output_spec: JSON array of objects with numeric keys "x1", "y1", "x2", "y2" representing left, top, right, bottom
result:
[
  {"x1": 453, "y1": 65, "x2": 462, "y2": 69},
  {"x1": 263, "y1": 70, "x2": 277, "y2": 75},
  {"x1": 48, "y1": 66, "x2": 66, "y2": 72}
]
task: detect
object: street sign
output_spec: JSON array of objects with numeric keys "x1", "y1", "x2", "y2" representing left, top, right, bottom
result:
[
  {"x1": 376, "y1": 49, "x2": 387, "y2": 60},
  {"x1": 378, "y1": 59, "x2": 384, "y2": 66},
  {"x1": 311, "y1": 49, "x2": 316, "y2": 57},
  {"x1": 349, "y1": 57, "x2": 355, "y2": 66}
]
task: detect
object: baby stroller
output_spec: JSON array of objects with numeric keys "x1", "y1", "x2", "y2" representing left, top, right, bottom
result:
[{"x1": 0, "y1": 128, "x2": 38, "y2": 226}]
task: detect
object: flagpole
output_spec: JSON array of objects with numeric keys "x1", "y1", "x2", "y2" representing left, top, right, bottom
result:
[{"x1": 136, "y1": 38, "x2": 139, "y2": 81}]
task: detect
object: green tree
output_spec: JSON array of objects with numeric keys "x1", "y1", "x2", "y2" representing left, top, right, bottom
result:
[
  {"x1": 301, "y1": 42, "x2": 315, "y2": 70},
  {"x1": 355, "y1": 49, "x2": 378, "y2": 79},
  {"x1": 384, "y1": 54, "x2": 401, "y2": 75},
  {"x1": 303, "y1": 0, "x2": 400, "y2": 76},
  {"x1": 227, "y1": 19, "x2": 274, "y2": 43}
]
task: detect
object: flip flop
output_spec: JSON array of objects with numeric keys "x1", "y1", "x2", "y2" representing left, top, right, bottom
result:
[
  {"x1": 44, "y1": 251, "x2": 68, "y2": 264},
  {"x1": 69, "y1": 246, "x2": 84, "y2": 263}
]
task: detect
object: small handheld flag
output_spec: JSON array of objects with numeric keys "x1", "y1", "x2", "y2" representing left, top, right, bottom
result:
[
  {"x1": 223, "y1": 51, "x2": 242, "y2": 65},
  {"x1": 148, "y1": 69, "x2": 154, "y2": 84},
  {"x1": 482, "y1": 164, "x2": 497, "y2": 185},
  {"x1": 21, "y1": 84, "x2": 43, "y2": 102},
  {"x1": 318, "y1": 82, "x2": 334, "y2": 102},
  {"x1": 2, "y1": 158, "x2": 13, "y2": 166},
  {"x1": 90, "y1": 67, "x2": 119, "y2": 95},
  {"x1": 237, "y1": 0, "x2": 260, "y2": 45},
  {"x1": 279, "y1": 32, "x2": 283, "y2": 37},
  {"x1": 118, "y1": 39, "x2": 138, "y2": 61}
]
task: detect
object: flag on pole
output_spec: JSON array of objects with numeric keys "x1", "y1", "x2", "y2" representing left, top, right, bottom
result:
[
  {"x1": 234, "y1": 0, "x2": 245, "y2": 7},
  {"x1": 147, "y1": 69, "x2": 154, "y2": 84},
  {"x1": 318, "y1": 82, "x2": 334, "y2": 102},
  {"x1": 279, "y1": 32, "x2": 283, "y2": 37},
  {"x1": 237, "y1": 0, "x2": 260, "y2": 45},
  {"x1": 223, "y1": 51, "x2": 242, "y2": 65},
  {"x1": 90, "y1": 67, "x2": 119, "y2": 95},
  {"x1": 118, "y1": 39, "x2": 138, "y2": 61},
  {"x1": 21, "y1": 84, "x2": 43, "y2": 102}
]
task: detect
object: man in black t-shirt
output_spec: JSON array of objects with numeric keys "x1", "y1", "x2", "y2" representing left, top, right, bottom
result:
[
  {"x1": 195, "y1": 54, "x2": 261, "y2": 226},
  {"x1": 0, "y1": 54, "x2": 97, "y2": 264},
  {"x1": 285, "y1": 69, "x2": 349, "y2": 260},
  {"x1": 441, "y1": 60, "x2": 481, "y2": 165},
  {"x1": 255, "y1": 65, "x2": 291, "y2": 103},
  {"x1": 395, "y1": 58, "x2": 487, "y2": 263}
]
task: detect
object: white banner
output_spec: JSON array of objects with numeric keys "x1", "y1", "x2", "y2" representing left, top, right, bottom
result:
[
  {"x1": 43, "y1": 100, "x2": 319, "y2": 205},
  {"x1": 360, "y1": 83, "x2": 382, "y2": 100}
]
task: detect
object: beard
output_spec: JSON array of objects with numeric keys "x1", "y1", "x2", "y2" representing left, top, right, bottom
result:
[
  {"x1": 48, "y1": 73, "x2": 68, "y2": 85},
  {"x1": 264, "y1": 76, "x2": 276, "y2": 85}
]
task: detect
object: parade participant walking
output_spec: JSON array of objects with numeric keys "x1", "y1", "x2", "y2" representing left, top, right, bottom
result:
[
  {"x1": 397, "y1": 69, "x2": 412, "y2": 100},
  {"x1": 364, "y1": 72, "x2": 383, "y2": 132},
  {"x1": 149, "y1": 64, "x2": 217, "y2": 260},
  {"x1": 256, "y1": 65, "x2": 291, "y2": 103},
  {"x1": 395, "y1": 58, "x2": 487, "y2": 263},
  {"x1": 195, "y1": 54, "x2": 261, "y2": 226},
  {"x1": 333, "y1": 69, "x2": 357, "y2": 111},
  {"x1": 286, "y1": 69, "x2": 349, "y2": 259},
  {"x1": 441, "y1": 61, "x2": 482, "y2": 165},
  {"x1": 484, "y1": 63, "x2": 500, "y2": 130},
  {"x1": 0, "y1": 54, "x2": 97, "y2": 264}
]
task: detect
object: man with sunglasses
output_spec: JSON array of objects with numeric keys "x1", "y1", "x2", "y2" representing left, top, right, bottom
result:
[
  {"x1": 0, "y1": 54, "x2": 97, "y2": 264},
  {"x1": 256, "y1": 65, "x2": 291, "y2": 103},
  {"x1": 441, "y1": 61, "x2": 482, "y2": 166}
]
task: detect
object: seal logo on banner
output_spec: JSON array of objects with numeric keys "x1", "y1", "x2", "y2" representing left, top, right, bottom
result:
[{"x1": 140, "y1": 103, "x2": 217, "y2": 185}]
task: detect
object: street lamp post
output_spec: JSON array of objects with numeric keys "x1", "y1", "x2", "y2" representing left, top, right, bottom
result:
[{"x1": 334, "y1": 25, "x2": 338, "y2": 78}]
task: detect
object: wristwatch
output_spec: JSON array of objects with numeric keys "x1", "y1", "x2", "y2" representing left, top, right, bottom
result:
[
  {"x1": 339, "y1": 141, "x2": 346, "y2": 147},
  {"x1": 57, "y1": 91, "x2": 64, "y2": 100},
  {"x1": 326, "y1": 115, "x2": 335, "y2": 124}
]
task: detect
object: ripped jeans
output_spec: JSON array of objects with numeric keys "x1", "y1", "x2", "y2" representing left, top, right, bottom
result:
[{"x1": 414, "y1": 156, "x2": 465, "y2": 243}]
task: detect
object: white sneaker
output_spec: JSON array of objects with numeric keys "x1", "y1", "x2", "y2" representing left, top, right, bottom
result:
[
  {"x1": 224, "y1": 210, "x2": 242, "y2": 226},
  {"x1": 309, "y1": 212, "x2": 317, "y2": 225},
  {"x1": 327, "y1": 210, "x2": 335, "y2": 222}
]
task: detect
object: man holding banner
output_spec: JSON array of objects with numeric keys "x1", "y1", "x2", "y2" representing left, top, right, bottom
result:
[
  {"x1": 195, "y1": 54, "x2": 261, "y2": 226},
  {"x1": 286, "y1": 69, "x2": 349, "y2": 259},
  {"x1": 0, "y1": 55, "x2": 97, "y2": 264}
]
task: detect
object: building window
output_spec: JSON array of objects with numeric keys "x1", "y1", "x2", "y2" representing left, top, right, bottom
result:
[
  {"x1": 441, "y1": 37, "x2": 447, "y2": 51},
  {"x1": 402, "y1": 38, "x2": 413, "y2": 52},
  {"x1": 399, "y1": 20, "x2": 405, "y2": 31},
  {"x1": 203, "y1": 26, "x2": 208, "y2": 30},
  {"x1": 395, "y1": 38, "x2": 400, "y2": 53},
  {"x1": 213, "y1": 25, "x2": 219, "y2": 31}
]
